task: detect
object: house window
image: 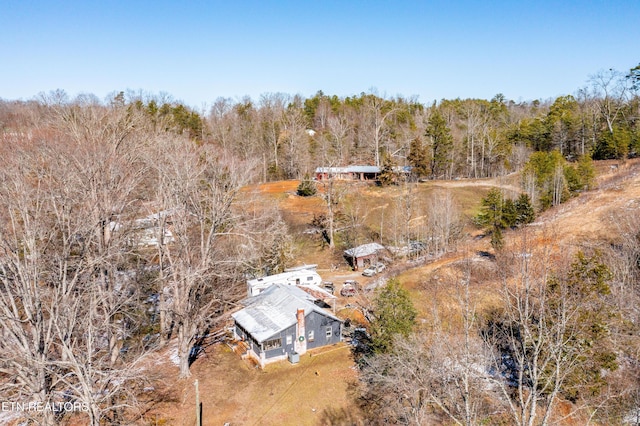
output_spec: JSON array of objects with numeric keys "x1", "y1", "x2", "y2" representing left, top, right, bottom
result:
[
  {"x1": 326, "y1": 326, "x2": 332, "y2": 340},
  {"x1": 264, "y1": 338, "x2": 282, "y2": 351},
  {"x1": 286, "y1": 335, "x2": 292, "y2": 345},
  {"x1": 308, "y1": 330, "x2": 315, "y2": 342}
]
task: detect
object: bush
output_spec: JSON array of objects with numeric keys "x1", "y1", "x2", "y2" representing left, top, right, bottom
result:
[{"x1": 296, "y1": 176, "x2": 317, "y2": 196}]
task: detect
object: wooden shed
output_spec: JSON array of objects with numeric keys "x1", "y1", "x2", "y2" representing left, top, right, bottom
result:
[{"x1": 344, "y1": 243, "x2": 386, "y2": 270}]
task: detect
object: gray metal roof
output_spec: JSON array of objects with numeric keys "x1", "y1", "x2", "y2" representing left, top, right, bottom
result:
[
  {"x1": 232, "y1": 284, "x2": 340, "y2": 343},
  {"x1": 344, "y1": 242, "x2": 385, "y2": 258},
  {"x1": 315, "y1": 166, "x2": 380, "y2": 174}
]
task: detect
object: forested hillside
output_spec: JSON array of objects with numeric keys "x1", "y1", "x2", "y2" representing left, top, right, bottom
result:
[{"x1": 0, "y1": 63, "x2": 639, "y2": 425}]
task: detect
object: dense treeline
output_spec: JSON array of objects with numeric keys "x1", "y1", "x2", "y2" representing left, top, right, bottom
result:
[{"x1": 3, "y1": 66, "x2": 637, "y2": 185}]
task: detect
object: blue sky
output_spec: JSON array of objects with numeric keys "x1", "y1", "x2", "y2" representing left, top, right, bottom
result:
[{"x1": 1, "y1": 0, "x2": 639, "y2": 108}]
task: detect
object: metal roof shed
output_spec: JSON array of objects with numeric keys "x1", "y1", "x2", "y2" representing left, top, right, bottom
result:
[{"x1": 344, "y1": 243, "x2": 385, "y2": 270}]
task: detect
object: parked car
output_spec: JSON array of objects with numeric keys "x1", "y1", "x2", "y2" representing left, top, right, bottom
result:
[
  {"x1": 344, "y1": 279, "x2": 359, "y2": 289},
  {"x1": 340, "y1": 280, "x2": 359, "y2": 297},
  {"x1": 362, "y1": 263, "x2": 386, "y2": 277},
  {"x1": 321, "y1": 281, "x2": 335, "y2": 294}
]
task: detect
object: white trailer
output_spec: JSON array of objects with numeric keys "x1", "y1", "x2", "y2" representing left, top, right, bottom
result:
[{"x1": 247, "y1": 267, "x2": 322, "y2": 297}]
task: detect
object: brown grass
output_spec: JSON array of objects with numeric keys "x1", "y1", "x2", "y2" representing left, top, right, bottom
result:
[{"x1": 144, "y1": 343, "x2": 361, "y2": 426}]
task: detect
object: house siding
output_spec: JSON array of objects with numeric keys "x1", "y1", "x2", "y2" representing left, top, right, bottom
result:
[
  {"x1": 232, "y1": 284, "x2": 343, "y2": 367},
  {"x1": 239, "y1": 312, "x2": 341, "y2": 362},
  {"x1": 262, "y1": 323, "x2": 298, "y2": 359},
  {"x1": 303, "y1": 311, "x2": 342, "y2": 350}
]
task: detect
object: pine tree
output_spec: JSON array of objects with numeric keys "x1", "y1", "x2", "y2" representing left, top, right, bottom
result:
[
  {"x1": 476, "y1": 188, "x2": 505, "y2": 230},
  {"x1": 377, "y1": 152, "x2": 396, "y2": 186},
  {"x1": 503, "y1": 198, "x2": 517, "y2": 228},
  {"x1": 547, "y1": 251, "x2": 617, "y2": 401},
  {"x1": 370, "y1": 279, "x2": 417, "y2": 354},
  {"x1": 407, "y1": 137, "x2": 429, "y2": 177},
  {"x1": 576, "y1": 154, "x2": 596, "y2": 190},
  {"x1": 296, "y1": 175, "x2": 317, "y2": 196},
  {"x1": 425, "y1": 105, "x2": 453, "y2": 178},
  {"x1": 514, "y1": 193, "x2": 535, "y2": 225}
]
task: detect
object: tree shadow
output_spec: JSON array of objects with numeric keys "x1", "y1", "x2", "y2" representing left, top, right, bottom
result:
[{"x1": 316, "y1": 406, "x2": 365, "y2": 426}]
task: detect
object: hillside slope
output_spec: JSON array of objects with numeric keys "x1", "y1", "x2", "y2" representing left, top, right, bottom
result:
[{"x1": 145, "y1": 160, "x2": 640, "y2": 425}]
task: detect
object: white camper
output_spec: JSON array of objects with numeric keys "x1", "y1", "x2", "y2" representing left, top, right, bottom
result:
[{"x1": 247, "y1": 267, "x2": 322, "y2": 297}]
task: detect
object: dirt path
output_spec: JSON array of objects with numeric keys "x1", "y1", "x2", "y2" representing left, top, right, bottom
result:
[{"x1": 428, "y1": 179, "x2": 522, "y2": 194}]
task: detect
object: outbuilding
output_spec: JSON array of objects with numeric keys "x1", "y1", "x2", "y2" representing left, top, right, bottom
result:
[
  {"x1": 314, "y1": 165, "x2": 412, "y2": 182},
  {"x1": 315, "y1": 165, "x2": 380, "y2": 181},
  {"x1": 344, "y1": 242, "x2": 386, "y2": 270}
]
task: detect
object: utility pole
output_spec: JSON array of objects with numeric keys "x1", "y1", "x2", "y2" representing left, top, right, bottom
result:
[{"x1": 195, "y1": 379, "x2": 201, "y2": 426}]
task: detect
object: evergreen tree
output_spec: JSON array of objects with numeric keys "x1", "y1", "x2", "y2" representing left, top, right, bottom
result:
[
  {"x1": 490, "y1": 226, "x2": 504, "y2": 250},
  {"x1": 370, "y1": 279, "x2": 417, "y2": 354},
  {"x1": 576, "y1": 154, "x2": 596, "y2": 190},
  {"x1": 629, "y1": 63, "x2": 640, "y2": 91},
  {"x1": 547, "y1": 251, "x2": 617, "y2": 401},
  {"x1": 514, "y1": 193, "x2": 535, "y2": 225},
  {"x1": 407, "y1": 137, "x2": 429, "y2": 177},
  {"x1": 563, "y1": 164, "x2": 582, "y2": 193},
  {"x1": 425, "y1": 105, "x2": 453, "y2": 178},
  {"x1": 477, "y1": 190, "x2": 536, "y2": 249},
  {"x1": 522, "y1": 150, "x2": 570, "y2": 210},
  {"x1": 476, "y1": 188, "x2": 505, "y2": 230},
  {"x1": 502, "y1": 198, "x2": 518, "y2": 228},
  {"x1": 377, "y1": 152, "x2": 396, "y2": 186},
  {"x1": 476, "y1": 189, "x2": 506, "y2": 250},
  {"x1": 296, "y1": 175, "x2": 317, "y2": 196},
  {"x1": 593, "y1": 125, "x2": 631, "y2": 160}
]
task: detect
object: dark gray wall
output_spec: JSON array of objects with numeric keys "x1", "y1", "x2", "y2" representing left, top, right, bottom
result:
[
  {"x1": 304, "y1": 311, "x2": 341, "y2": 350},
  {"x1": 262, "y1": 323, "x2": 297, "y2": 359},
  {"x1": 237, "y1": 311, "x2": 342, "y2": 360}
]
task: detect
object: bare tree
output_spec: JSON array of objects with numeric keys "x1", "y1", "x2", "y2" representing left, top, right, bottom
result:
[
  {"x1": 259, "y1": 93, "x2": 288, "y2": 178},
  {"x1": 317, "y1": 174, "x2": 346, "y2": 250},
  {"x1": 424, "y1": 190, "x2": 464, "y2": 256},
  {"x1": 0, "y1": 141, "x2": 67, "y2": 426},
  {"x1": 326, "y1": 113, "x2": 352, "y2": 165},
  {"x1": 0, "y1": 99, "x2": 151, "y2": 425},
  {"x1": 361, "y1": 94, "x2": 397, "y2": 167},
  {"x1": 483, "y1": 231, "x2": 563, "y2": 426},
  {"x1": 48, "y1": 98, "x2": 152, "y2": 424},
  {"x1": 483, "y1": 230, "x2": 617, "y2": 426},
  {"x1": 589, "y1": 69, "x2": 629, "y2": 135},
  {"x1": 208, "y1": 96, "x2": 235, "y2": 151},
  {"x1": 149, "y1": 135, "x2": 257, "y2": 377},
  {"x1": 360, "y1": 330, "x2": 495, "y2": 425},
  {"x1": 281, "y1": 100, "x2": 310, "y2": 178},
  {"x1": 459, "y1": 101, "x2": 488, "y2": 178}
]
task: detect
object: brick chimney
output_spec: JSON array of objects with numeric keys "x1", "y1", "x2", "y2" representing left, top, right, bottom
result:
[{"x1": 295, "y1": 308, "x2": 307, "y2": 354}]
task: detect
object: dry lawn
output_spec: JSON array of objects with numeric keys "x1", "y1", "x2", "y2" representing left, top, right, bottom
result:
[{"x1": 145, "y1": 343, "x2": 361, "y2": 426}]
